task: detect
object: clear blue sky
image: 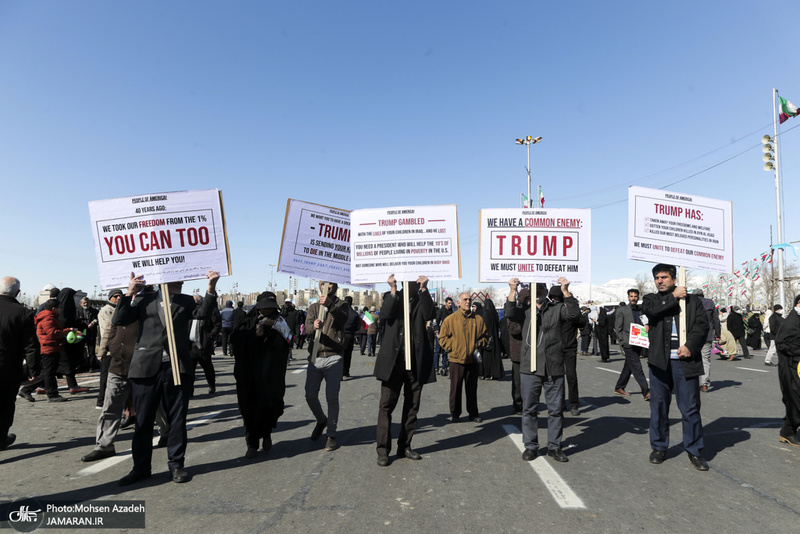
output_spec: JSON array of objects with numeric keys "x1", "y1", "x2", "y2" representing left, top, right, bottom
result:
[{"x1": 2, "y1": 1, "x2": 798, "y2": 300}]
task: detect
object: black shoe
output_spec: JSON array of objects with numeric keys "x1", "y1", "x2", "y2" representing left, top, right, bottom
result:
[
  {"x1": 547, "y1": 448, "x2": 569, "y2": 462},
  {"x1": 245, "y1": 447, "x2": 257, "y2": 459},
  {"x1": 469, "y1": 416, "x2": 483, "y2": 423},
  {"x1": 18, "y1": 391, "x2": 35, "y2": 402},
  {"x1": 311, "y1": 418, "x2": 327, "y2": 441},
  {"x1": 522, "y1": 448, "x2": 538, "y2": 461},
  {"x1": 120, "y1": 415, "x2": 136, "y2": 429},
  {"x1": 779, "y1": 434, "x2": 800, "y2": 447},
  {"x1": 649, "y1": 450, "x2": 666, "y2": 464},
  {"x1": 81, "y1": 449, "x2": 115, "y2": 462},
  {"x1": 687, "y1": 453, "x2": 709, "y2": 471},
  {"x1": 0, "y1": 433, "x2": 16, "y2": 450},
  {"x1": 451, "y1": 415, "x2": 461, "y2": 424},
  {"x1": 170, "y1": 467, "x2": 189, "y2": 483},
  {"x1": 377, "y1": 454, "x2": 389, "y2": 467},
  {"x1": 47, "y1": 396, "x2": 67, "y2": 403},
  {"x1": 118, "y1": 470, "x2": 151, "y2": 486},
  {"x1": 402, "y1": 448, "x2": 422, "y2": 461},
  {"x1": 570, "y1": 407, "x2": 580, "y2": 416},
  {"x1": 765, "y1": 362, "x2": 777, "y2": 367},
  {"x1": 155, "y1": 436, "x2": 168, "y2": 448},
  {"x1": 208, "y1": 386, "x2": 216, "y2": 395},
  {"x1": 263, "y1": 436, "x2": 272, "y2": 452}
]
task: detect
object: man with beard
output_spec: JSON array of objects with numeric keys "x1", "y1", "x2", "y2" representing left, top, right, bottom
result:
[
  {"x1": 505, "y1": 287, "x2": 531, "y2": 414},
  {"x1": 232, "y1": 293, "x2": 291, "y2": 459},
  {"x1": 505, "y1": 278, "x2": 579, "y2": 463},
  {"x1": 642, "y1": 264, "x2": 710, "y2": 471},
  {"x1": 113, "y1": 271, "x2": 219, "y2": 485},
  {"x1": 0, "y1": 277, "x2": 37, "y2": 450},
  {"x1": 374, "y1": 275, "x2": 436, "y2": 466},
  {"x1": 613, "y1": 289, "x2": 650, "y2": 400}
]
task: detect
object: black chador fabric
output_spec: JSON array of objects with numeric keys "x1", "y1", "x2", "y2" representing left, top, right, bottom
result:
[
  {"x1": 231, "y1": 304, "x2": 290, "y2": 447},
  {"x1": 477, "y1": 300, "x2": 504, "y2": 379}
]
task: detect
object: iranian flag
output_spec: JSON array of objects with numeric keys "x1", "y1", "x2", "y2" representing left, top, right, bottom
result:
[
  {"x1": 362, "y1": 311, "x2": 375, "y2": 327},
  {"x1": 780, "y1": 96, "x2": 798, "y2": 124},
  {"x1": 538, "y1": 185, "x2": 545, "y2": 207}
]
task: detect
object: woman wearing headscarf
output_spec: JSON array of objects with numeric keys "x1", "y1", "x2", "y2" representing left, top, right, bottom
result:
[
  {"x1": 231, "y1": 292, "x2": 291, "y2": 459},
  {"x1": 56, "y1": 288, "x2": 89, "y2": 394},
  {"x1": 477, "y1": 299, "x2": 504, "y2": 380},
  {"x1": 746, "y1": 312, "x2": 763, "y2": 350}
]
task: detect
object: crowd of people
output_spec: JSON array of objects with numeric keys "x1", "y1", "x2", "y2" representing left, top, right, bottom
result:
[{"x1": 2, "y1": 264, "x2": 799, "y2": 482}]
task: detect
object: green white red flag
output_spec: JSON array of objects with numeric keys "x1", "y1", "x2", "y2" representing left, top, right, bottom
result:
[{"x1": 780, "y1": 96, "x2": 798, "y2": 124}]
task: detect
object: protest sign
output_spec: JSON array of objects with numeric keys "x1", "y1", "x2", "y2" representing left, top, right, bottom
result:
[
  {"x1": 89, "y1": 189, "x2": 230, "y2": 290},
  {"x1": 627, "y1": 186, "x2": 733, "y2": 273},
  {"x1": 478, "y1": 208, "x2": 591, "y2": 284},
  {"x1": 629, "y1": 323, "x2": 650, "y2": 348},
  {"x1": 350, "y1": 205, "x2": 460, "y2": 284},
  {"x1": 277, "y1": 199, "x2": 353, "y2": 285}
]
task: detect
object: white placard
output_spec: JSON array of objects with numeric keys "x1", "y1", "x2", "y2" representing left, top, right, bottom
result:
[
  {"x1": 277, "y1": 199, "x2": 352, "y2": 285},
  {"x1": 350, "y1": 205, "x2": 461, "y2": 284},
  {"x1": 629, "y1": 323, "x2": 650, "y2": 348},
  {"x1": 89, "y1": 189, "x2": 230, "y2": 290},
  {"x1": 479, "y1": 208, "x2": 591, "y2": 284},
  {"x1": 627, "y1": 186, "x2": 733, "y2": 273}
]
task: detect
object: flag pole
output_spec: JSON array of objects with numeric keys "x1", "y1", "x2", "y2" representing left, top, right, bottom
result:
[{"x1": 772, "y1": 88, "x2": 787, "y2": 311}]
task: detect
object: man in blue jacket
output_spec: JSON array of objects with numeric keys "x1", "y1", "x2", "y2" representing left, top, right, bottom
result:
[{"x1": 642, "y1": 264, "x2": 709, "y2": 471}]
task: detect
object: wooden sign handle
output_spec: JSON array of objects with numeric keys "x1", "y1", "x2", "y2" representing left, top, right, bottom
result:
[
  {"x1": 403, "y1": 281, "x2": 412, "y2": 371},
  {"x1": 159, "y1": 283, "x2": 181, "y2": 386},
  {"x1": 530, "y1": 283, "x2": 537, "y2": 373},
  {"x1": 678, "y1": 267, "x2": 687, "y2": 347},
  {"x1": 311, "y1": 282, "x2": 329, "y2": 366}
]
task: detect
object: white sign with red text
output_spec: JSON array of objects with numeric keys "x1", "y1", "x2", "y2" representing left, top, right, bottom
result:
[
  {"x1": 89, "y1": 189, "x2": 230, "y2": 290},
  {"x1": 627, "y1": 186, "x2": 733, "y2": 273},
  {"x1": 277, "y1": 199, "x2": 354, "y2": 285},
  {"x1": 350, "y1": 205, "x2": 461, "y2": 284},
  {"x1": 479, "y1": 208, "x2": 591, "y2": 284}
]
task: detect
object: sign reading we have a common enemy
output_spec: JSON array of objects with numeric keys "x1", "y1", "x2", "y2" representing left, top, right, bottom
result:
[
  {"x1": 479, "y1": 208, "x2": 592, "y2": 284},
  {"x1": 89, "y1": 189, "x2": 231, "y2": 290},
  {"x1": 349, "y1": 205, "x2": 461, "y2": 284}
]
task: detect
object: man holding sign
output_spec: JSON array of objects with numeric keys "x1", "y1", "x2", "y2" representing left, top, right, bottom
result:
[
  {"x1": 504, "y1": 277, "x2": 579, "y2": 463},
  {"x1": 113, "y1": 270, "x2": 219, "y2": 485},
  {"x1": 304, "y1": 281, "x2": 349, "y2": 452},
  {"x1": 374, "y1": 275, "x2": 436, "y2": 466},
  {"x1": 642, "y1": 264, "x2": 709, "y2": 471}
]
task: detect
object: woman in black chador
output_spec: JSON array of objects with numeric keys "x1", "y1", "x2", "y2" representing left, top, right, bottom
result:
[
  {"x1": 477, "y1": 299, "x2": 504, "y2": 380},
  {"x1": 231, "y1": 293, "x2": 291, "y2": 459}
]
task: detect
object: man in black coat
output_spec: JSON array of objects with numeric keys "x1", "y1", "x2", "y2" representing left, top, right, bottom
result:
[
  {"x1": 374, "y1": 274, "x2": 436, "y2": 467},
  {"x1": 113, "y1": 270, "x2": 219, "y2": 486},
  {"x1": 774, "y1": 295, "x2": 800, "y2": 447},
  {"x1": 726, "y1": 306, "x2": 750, "y2": 359},
  {"x1": 642, "y1": 264, "x2": 710, "y2": 471},
  {"x1": 595, "y1": 306, "x2": 610, "y2": 362},
  {"x1": 0, "y1": 277, "x2": 37, "y2": 450}
]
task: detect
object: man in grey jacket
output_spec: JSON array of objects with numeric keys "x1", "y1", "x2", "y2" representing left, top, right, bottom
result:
[{"x1": 613, "y1": 289, "x2": 650, "y2": 399}]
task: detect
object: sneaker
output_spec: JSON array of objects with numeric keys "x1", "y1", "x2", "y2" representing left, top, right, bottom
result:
[{"x1": 324, "y1": 437, "x2": 339, "y2": 451}]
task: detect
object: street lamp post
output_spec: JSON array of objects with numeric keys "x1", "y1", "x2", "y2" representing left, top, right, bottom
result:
[{"x1": 515, "y1": 135, "x2": 542, "y2": 207}]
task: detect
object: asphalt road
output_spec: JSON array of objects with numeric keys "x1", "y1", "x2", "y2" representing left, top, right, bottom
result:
[{"x1": 1, "y1": 343, "x2": 797, "y2": 533}]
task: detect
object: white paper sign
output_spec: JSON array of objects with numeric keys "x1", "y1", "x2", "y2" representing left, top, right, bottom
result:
[
  {"x1": 89, "y1": 189, "x2": 230, "y2": 290},
  {"x1": 627, "y1": 186, "x2": 733, "y2": 273},
  {"x1": 479, "y1": 208, "x2": 591, "y2": 284},
  {"x1": 629, "y1": 323, "x2": 650, "y2": 348},
  {"x1": 350, "y1": 205, "x2": 461, "y2": 284},
  {"x1": 277, "y1": 199, "x2": 353, "y2": 285}
]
